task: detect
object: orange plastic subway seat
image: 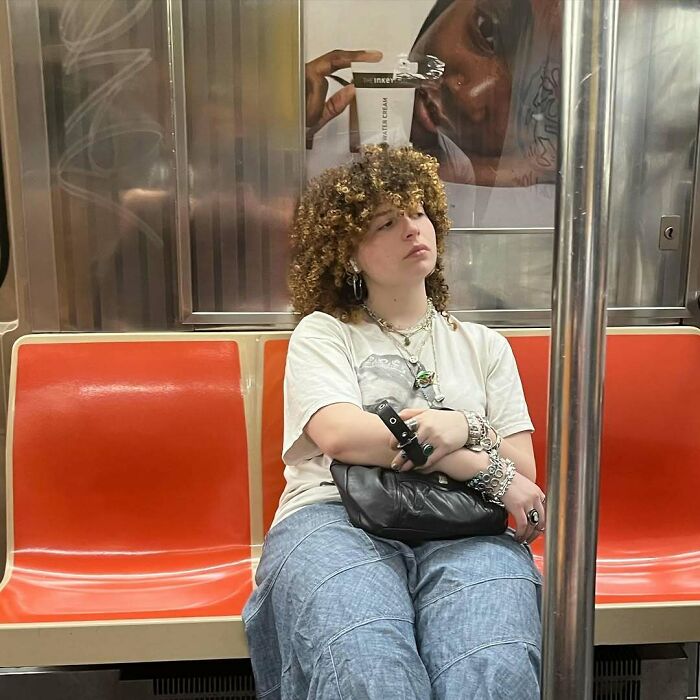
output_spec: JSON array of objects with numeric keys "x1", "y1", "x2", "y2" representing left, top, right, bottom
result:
[{"x1": 0, "y1": 334, "x2": 255, "y2": 664}]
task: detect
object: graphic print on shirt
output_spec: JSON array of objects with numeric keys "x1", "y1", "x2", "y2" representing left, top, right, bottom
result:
[{"x1": 356, "y1": 353, "x2": 437, "y2": 413}]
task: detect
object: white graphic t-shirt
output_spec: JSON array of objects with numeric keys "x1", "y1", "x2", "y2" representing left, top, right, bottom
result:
[{"x1": 272, "y1": 311, "x2": 534, "y2": 527}]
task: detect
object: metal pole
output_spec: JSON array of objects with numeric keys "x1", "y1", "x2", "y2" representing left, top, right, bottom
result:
[{"x1": 542, "y1": 1, "x2": 619, "y2": 698}]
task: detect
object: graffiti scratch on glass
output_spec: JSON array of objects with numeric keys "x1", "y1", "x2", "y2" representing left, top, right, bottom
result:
[
  {"x1": 57, "y1": 0, "x2": 162, "y2": 246},
  {"x1": 515, "y1": 60, "x2": 560, "y2": 186}
]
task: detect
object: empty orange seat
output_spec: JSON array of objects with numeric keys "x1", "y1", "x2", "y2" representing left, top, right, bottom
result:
[{"x1": 0, "y1": 334, "x2": 254, "y2": 664}]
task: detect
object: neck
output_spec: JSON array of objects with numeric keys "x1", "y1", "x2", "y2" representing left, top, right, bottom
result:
[{"x1": 364, "y1": 283, "x2": 430, "y2": 329}]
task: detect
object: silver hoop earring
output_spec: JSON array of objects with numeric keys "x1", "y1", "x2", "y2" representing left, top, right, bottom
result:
[
  {"x1": 347, "y1": 259, "x2": 364, "y2": 302},
  {"x1": 351, "y1": 272, "x2": 364, "y2": 301}
]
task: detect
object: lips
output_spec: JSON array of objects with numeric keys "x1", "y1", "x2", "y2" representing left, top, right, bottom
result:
[{"x1": 405, "y1": 245, "x2": 430, "y2": 259}]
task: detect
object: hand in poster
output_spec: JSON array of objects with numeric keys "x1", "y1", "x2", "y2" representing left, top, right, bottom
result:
[{"x1": 305, "y1": 49, "x2": 381, "y2": 143}]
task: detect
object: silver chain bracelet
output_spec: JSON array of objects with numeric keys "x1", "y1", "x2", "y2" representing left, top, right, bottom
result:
[
  {"x1": 467, "y1": 449, "x2": 516, "y2": 505},
  {"x1": 461, "y1": 411, "x2": 502, "y2": 453}
]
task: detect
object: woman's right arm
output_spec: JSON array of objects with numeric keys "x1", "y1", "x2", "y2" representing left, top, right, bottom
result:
[{"x1": 305, "y1": 403, "x2": 397, "y2": 467}]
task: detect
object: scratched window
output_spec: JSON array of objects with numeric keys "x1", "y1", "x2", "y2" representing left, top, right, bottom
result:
[
  {"x1": 40, "y1": 0, "x2": 177, "y2": 329},
  {"x1": 38, "y1": 0, "x2": 302, "y2": 326}
]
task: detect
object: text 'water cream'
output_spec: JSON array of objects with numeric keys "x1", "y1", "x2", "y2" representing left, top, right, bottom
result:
[{"x1": 351, "y1": 56, "x2": 418, "y2": 147}]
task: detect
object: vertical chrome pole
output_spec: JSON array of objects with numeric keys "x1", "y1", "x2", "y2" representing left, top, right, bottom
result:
[
  {"x1": 166, "y1": 0, "x2": 194, "y2": 323},
  {"x1": 542, "y1": 1, "x2": 618, "y2": 698}
]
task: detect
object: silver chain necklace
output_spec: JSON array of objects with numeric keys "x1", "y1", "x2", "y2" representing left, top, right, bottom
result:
[
  {"x1": 362, "y1": 299, "x2": 435, "y2": 347},
  {"x1": 368, "y1": 308, "x2": 445, "y2": 405}
]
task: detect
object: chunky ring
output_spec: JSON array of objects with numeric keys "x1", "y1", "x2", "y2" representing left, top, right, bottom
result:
[
  {"x1": 527, "y1": 508, "x2": 540, "y2": 526},
  {"x1": 406, "y1": 418, "x2": 418, "y2": 432},
  {"x1": 421, "y1": 442, "x2": 435, "y2": 457}
]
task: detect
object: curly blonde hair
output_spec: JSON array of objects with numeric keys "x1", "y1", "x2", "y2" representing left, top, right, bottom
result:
[{"x1": 289, "y1": 144, "x2": 451, "y2": 322}]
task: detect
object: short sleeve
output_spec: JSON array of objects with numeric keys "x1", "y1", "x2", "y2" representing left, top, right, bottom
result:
[
  {"x1": 485, "y1": 332, "x2": 534, "y2": 437},
  {"x1": 283, "y1": 313, "x2": 363, "y2": 464}
]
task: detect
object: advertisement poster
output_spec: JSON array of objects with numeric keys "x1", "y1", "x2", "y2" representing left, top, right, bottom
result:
[{"x1": 304, "y1": 0, "x2": 562, "y2": 235}]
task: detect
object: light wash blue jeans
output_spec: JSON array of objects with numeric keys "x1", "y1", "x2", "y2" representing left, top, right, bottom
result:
[{"x1": 243, "y1": 502, "x2": 542, "y2": 699}]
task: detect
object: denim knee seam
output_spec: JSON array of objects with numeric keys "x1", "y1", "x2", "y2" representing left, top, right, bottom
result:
[
  {"x1": 431, "y1": 639, "x2": 540, "y2": 683},
  {"x1": 309, "y1": 551, "x2": 404, "y2": 598},
  {"x1": 326, "y1": 614, "x2": 415, "y2": 648},
  {"x1": 246, "y1": 516, "x2": 348, "y2": 619},
  {"x1": 328, "y1": 645, "x2": 344, "y2": 699},
  {"x1": 417, "y1": 575, "x2": 541, "y2": 612}
]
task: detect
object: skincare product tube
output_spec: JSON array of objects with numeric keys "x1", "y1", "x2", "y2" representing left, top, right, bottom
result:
[{"x1": 351, "y1": 57, "x2": 418, "y2": 147}]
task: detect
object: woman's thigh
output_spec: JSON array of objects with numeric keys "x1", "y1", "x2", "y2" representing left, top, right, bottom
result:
[
  {"x1": 244, "y1": 502, "x2": 430, "y2": 699},
  {"x1": 412, "y1": 534, "x2": 542, "y2": 699}
]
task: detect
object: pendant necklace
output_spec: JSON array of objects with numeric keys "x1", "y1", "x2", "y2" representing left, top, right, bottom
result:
[{"x1": 369, "y1": 308, "x2": 446, "y2": 405}]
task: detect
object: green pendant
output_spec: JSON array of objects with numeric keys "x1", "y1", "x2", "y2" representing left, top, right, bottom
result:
[{"x1": 414, "y1": 370, "x2": 435, "y2": 389}]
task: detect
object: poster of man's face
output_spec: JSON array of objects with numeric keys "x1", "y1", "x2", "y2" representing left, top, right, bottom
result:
[{"x1": 304, "y1": 0, "x2": 561, "y2": 228}]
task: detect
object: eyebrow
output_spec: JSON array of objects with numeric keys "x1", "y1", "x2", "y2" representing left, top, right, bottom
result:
[{"x1": 372, "y1": 207, "x2": 396, "y2": 218}]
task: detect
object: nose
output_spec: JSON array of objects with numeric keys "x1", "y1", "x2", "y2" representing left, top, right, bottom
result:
[
  {"x1": 444, "y1": 72, "x2": 496, "y2": 124},
  {"x1": 402, "y1": 213, "x2": 420, "y2": 239}
]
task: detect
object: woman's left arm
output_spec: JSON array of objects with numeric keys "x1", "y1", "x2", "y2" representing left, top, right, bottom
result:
[
  {"x1": 492, "y1": 430, "x2": 536, "y2": 481},
  {"x1": 394, "y1": 407, "x2": 536, "y2": 481}
]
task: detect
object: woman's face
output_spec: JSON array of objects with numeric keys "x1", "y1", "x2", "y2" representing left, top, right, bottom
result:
[
  {"x1": 355, "y1": 202, "x2": 438, "y2": 292},
  {"x1": 411, "y1": 0, "x2": 523, "y2": 158}
]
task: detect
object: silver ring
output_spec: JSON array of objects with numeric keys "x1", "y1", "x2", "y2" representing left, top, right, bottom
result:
[
  {"x1": 422, "y1": 442, "x2": 435, "y2": 457},
  {"x1": 527, "y1": 509, "x2": 540, "y2": 526},
  {"x1": 406, "y1": 418, "x2": 418, "y2": 431}
]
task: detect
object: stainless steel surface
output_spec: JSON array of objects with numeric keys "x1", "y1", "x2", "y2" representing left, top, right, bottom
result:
[
  {"x1": 686, "y1": 84, "x2": 700, "y2": 325},
  {"x1": 188, "y1": 305, "x2": 692, "y2": 331},
  {"x1": 658, "y1": 215, "x2": 682, "y2": 252},
  {"x1": 449, "y1": 228, "x2": 554, "y2": 236},
  {"x1": 189, "y1": 311, "x2": 298, "y2": 327},
  {"x1": 608, "y1": 0, "x2": 700, "y2": 310},
  {"x1": 451, "y1": 307, "x2": 690, "y2": 328},
  {"x1": 166, "y1": 0, "x2": 193, "y2": 323},
  {"x1": 37, "y1": 0, "x2": 178, "y2": 330},
  {"x1": 0, "y1": 0, "x2": 695, "y2": 327},
  {"x1": 182, "y1": 0, "x2": 302, "y2": 317},
  {"x1": 6, "y1": 0, "x2": 60, "y2": 331},
  {"x1": 0, "y1": 0, "x2": 34, "y2": 574},
  {"x1": 542, "y1": 1, "x2": 618, "y2": 699}
]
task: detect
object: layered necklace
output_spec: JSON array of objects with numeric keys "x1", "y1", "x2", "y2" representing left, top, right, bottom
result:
[
  {"x1": 362, "y1": 299, "x2": 434, "y2": 348},
  {"x1": 362, "y1": 299, "x2": 445, "y2": 405}
]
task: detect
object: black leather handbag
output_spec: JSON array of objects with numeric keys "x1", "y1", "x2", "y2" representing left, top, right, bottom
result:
[{"x1": 330, "y1": 401, "x2": 507, "y2": 544}]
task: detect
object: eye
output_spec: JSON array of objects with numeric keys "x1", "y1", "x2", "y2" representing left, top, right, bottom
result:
[
  {"x1": 379, "y1": 219, "x2": 394, "y2": 230},
  {"x1": 475, "y1": 10, "x2": 498, "y2": 53}
]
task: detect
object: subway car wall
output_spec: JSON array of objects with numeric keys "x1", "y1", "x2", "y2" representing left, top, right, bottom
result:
[{"x1": 0, "y1": 1, "x2": 698, "y2": 699}]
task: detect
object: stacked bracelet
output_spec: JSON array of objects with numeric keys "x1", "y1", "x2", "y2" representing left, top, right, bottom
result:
[
  {"x1": 466, "y1": 449, "x2": 516, "y2": 505},
  {"x1": 461, "y1": 411, "x2": 502, "y2": 453}
]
